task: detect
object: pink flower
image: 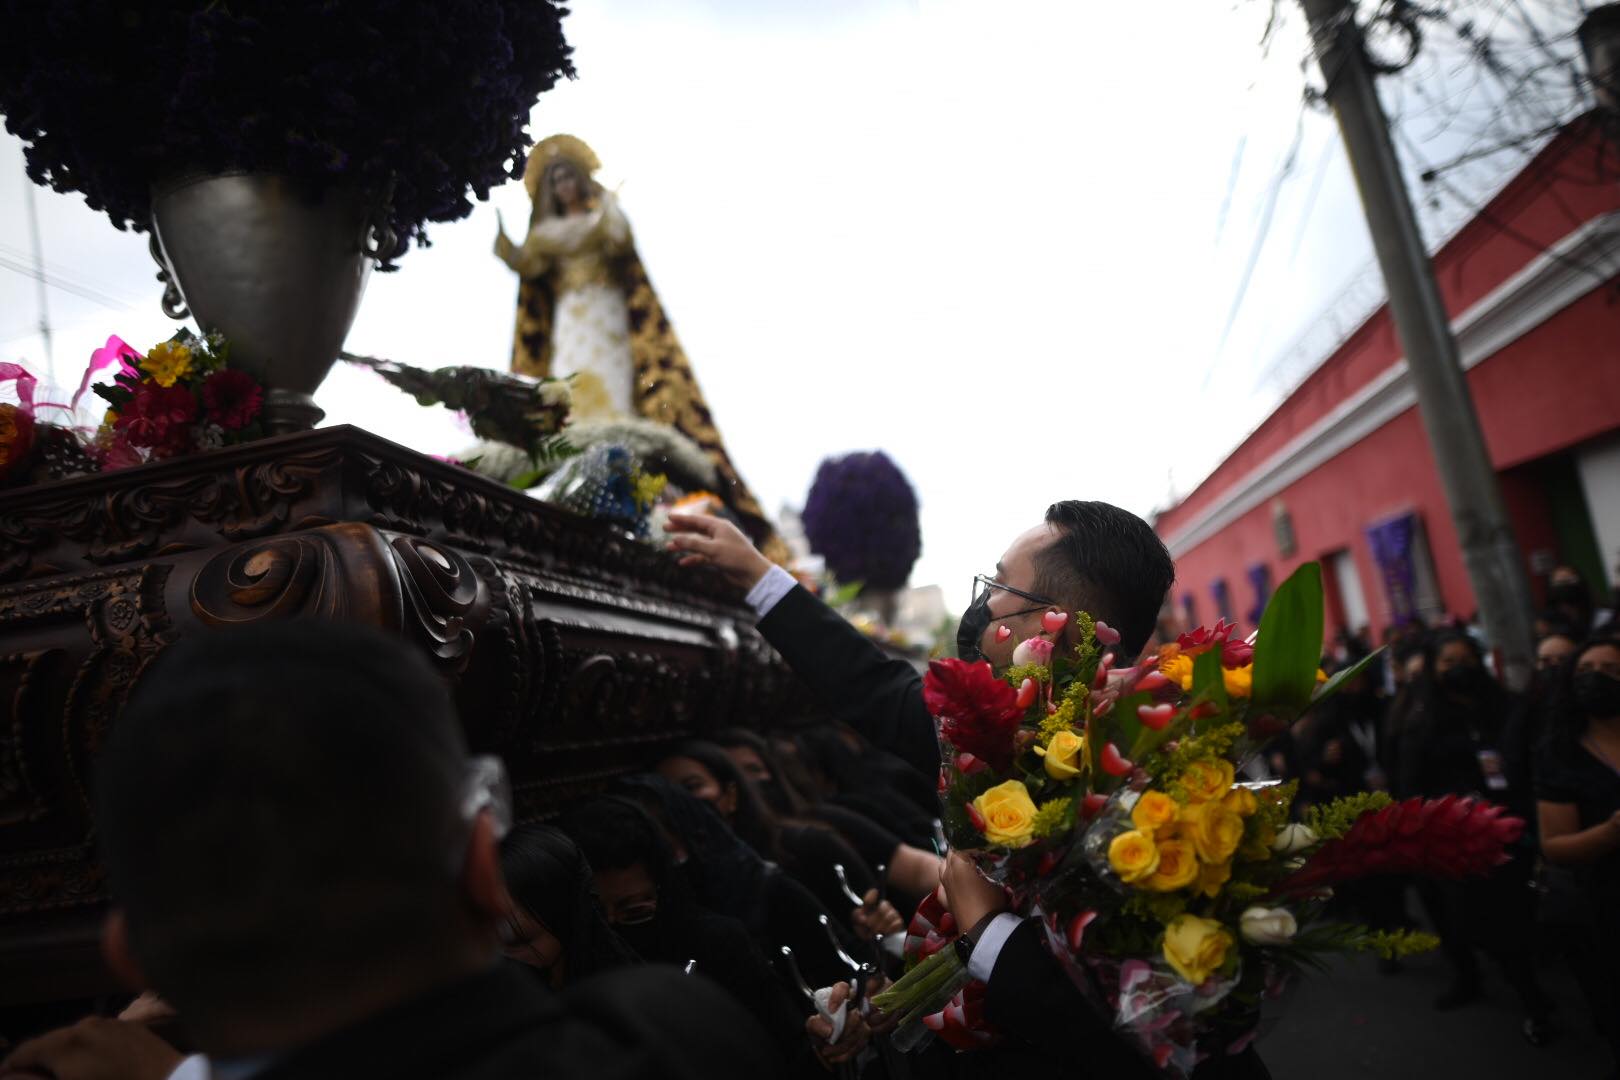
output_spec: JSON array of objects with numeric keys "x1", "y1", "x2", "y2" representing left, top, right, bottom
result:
[{"x1": 1012, "y1": 636, "x2": 1055, "y2": 667}]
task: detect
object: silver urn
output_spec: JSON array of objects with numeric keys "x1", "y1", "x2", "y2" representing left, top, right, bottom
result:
[{"x1": 150, "y1": 173, "x2": 391, "y2": 433}]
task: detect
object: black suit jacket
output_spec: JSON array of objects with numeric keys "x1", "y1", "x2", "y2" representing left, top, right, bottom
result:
[
  {"x1": 250, "y1": 960, "x2": 778, "y2": 1080},
  {"x1": 757, "y1": 583, "x2": 938, "y2": 776}
]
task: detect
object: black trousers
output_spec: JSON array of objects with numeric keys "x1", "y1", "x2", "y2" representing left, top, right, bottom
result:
[{"x1": 1417, "y1": 855, "x2": 1549, "y2": 1018}]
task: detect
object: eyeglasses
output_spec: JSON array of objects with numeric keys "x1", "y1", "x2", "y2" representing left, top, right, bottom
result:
[{"x1": 970, "y1": 573, "x2": 1059, "y2": 619}]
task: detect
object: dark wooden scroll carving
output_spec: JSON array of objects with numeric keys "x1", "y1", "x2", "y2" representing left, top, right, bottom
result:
[{"x1": 0, "y1": 427, "x2": 808, "y2": 1007}]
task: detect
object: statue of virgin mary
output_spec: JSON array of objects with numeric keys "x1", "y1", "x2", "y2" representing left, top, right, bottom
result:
[{"x1": 495, "y1": 134, "x2": 780, "y2": 555}]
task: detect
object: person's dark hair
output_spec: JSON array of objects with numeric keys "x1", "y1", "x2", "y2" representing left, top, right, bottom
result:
[
  {"x1": 711, "y1": 727, "x2": 811, "y2": 817},
  {"x1": 1423, "y1": 628, "x2": 1484, "y2": 669},
  {"x1": 500, "y1": 824, "x2": 639, "y2": 982},
  {"x1": 95, "y1": 620, "x2": 470, "y2": 1020},
  {"x1": 1035, "y1": 501, "x2": 1175, "y2": 660},
  {"x1": 559, "y1": 796, "x2": 678, "y2": 887},
  {"x1": 1543, "y1": 633, "x2": 1620, "y2": 752},
  {"x1": 662, "y1": 740, "x2": 787, "y2": 860}
]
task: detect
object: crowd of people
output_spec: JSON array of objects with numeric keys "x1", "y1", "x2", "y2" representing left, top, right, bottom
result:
[
  {"x1": 1257, "y1": 569, "x2": 1620, "y2": 1076},
  {"x1": 1, "y1": 508, "x2": 1616, "y2": 1080}
]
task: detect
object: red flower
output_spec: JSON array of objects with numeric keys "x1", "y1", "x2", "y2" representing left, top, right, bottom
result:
[
  {"x1": 201, "y1": 369, "x2": 263, "y2": 431},
  {"x1": 1274, "y1": 796, "x2": 1524, "y2": 897},
  {"x1": 116, "y1": 382, "x2": 197, "y2": 458},
  {"x1": 1177, "y1": 619, "x2": 1236, "y2": 657},
  {"x1": 924, "y1": 658, "x2": 1023, "y2": 772},
  {"x1": 1221, "y1": 638, "x2": 1255, "y2": 667}
]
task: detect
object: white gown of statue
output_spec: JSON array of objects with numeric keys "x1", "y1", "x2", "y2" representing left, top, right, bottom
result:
[{"x1": 517, "y1": 193, "x2": 635, "y2": 416}]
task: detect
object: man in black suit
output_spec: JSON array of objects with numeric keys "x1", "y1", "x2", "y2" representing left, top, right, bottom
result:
[
  {"x1": 668, "y1": 501, "x2": 1269, "y2": 1078},
  {"x1": 6, "y1": 620, "x2": 776, "y2": 1080}
]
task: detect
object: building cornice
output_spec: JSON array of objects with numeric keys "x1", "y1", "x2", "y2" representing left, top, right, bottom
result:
[{"x1": 1163, "y1": 211, "x2": 1620, "y2": 558}]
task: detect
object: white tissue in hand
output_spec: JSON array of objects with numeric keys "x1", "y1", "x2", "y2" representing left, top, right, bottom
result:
[{"x1": 813, "y1": 984, "x2": 850, "y2": 1044}]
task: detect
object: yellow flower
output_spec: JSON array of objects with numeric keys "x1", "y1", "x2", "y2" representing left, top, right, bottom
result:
[
  {"x1": 1107, "y1": 829, "x2": 1161, "y2": 884},
  {"x1": 1145, "y1": 839, "x2": 1200, "y2": 892},
  {"x1": 1196, "y1": 858, "x2": 1233, "y2": 899},
  {"x1": 1159, "y1": 650, "x2": 1195, "y2": 691},
  {"x1": 1035, "y1": 730, "x2": 1084, "y2": 780},
  {"x1": 1222, "y1": 664, "x2": 1254, "y2": 698},
  {"x1": 1317, "y1": 668, "x2": 1329, "y2": 683},
  {"x1": 971, "y1": 780, "x2": 1039, "y2": 849},
  {"x1": 1186, "y1": 801, "x2": 1246, "y2": 863},
  {"x1": 1180, "y1": 759, "x2": 1235, "y2": 803},
  {"x1": 143, "y1": 341, "x2": 194, "y2": 388},
  {"x1": 1163, "y1": 914, "x2": 1234, "y2": 985},
  {"x1": 1222, "y1": 787, "x2": 1258, "y2": 817},
  {"x1": 1131, "y1": 791, "x2": 1180, "y2": 833}
]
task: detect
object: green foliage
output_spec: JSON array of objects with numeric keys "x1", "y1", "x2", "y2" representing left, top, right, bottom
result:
[
  {"x1": 1156, "y1": 723, "x2": 1247, "y2": 787},
  {"x1": 1003, "y1": 662, "x2": 1052, "y2": 688},
  {"x1": 1250, "y1": 562, "x2": 1326, "y2": 716},
  {"x1": 1122, "y1": 890, "x2": 1189, "y2": 925},
  {"x1": 1291, "y1": 922, "x2": 1440, "y2": 961},
  {"x1": 1309, "y1": 647, "x2": 1387, "y2": 709},
  {"x1": 1031, "y1": 797, "x2": 1074, "y2": 840},
  {"x1": 1193, "y1": 647, "x2": 1228, "y2": 710},
  {"x1": 1304, "y1": 791, "x2": 1393, "y2": 840},
  {"x1": 1071, "y1": 610, "x2": 1099, "y2": 682},
  {"x1": 823, "y1": 578, "x2": 866, "y2": 610},
  {"x1": 1221, "y1": 881, "x2": 1269, "y2": 904},
  {"x1": 1038, "y1": 689, "x2": 1081, "y2": 746},
  {"x1": 1254, "y1": 780, "x2": 1299, "y2": 832}
]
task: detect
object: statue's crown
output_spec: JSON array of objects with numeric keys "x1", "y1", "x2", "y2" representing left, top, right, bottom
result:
[{"x1": 524, "y1": 134, "x2": 601, "y2": 197}]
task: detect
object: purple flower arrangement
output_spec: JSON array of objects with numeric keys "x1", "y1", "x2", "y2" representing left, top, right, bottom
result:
[
  {"x1": 0, "y1": 1, "x2": 574, "y2": 267},
  {"x1": 800, "y1": 450, "x2": 922, "y2": 592}
]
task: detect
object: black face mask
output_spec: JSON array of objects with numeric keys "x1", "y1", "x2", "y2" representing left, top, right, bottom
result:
[
  {"x1": 612, "y1": 916, "x2": 661, "y2": 960},
  {"x1": 1440, "y1": 665, "x2": 1490, "y2": 697},
  {"x1": 758, "y1": 778, "x2": 793, "y2": 817},
  {"x1": 957, "y1": 590, "x2": 993, "y2": 662},
  {"x1": 1573, "y1": 671, "x2": 1620, "y2": 718}
]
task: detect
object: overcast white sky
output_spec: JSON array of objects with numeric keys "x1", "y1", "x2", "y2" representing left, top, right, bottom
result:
[{"x1": 0, "y1": 0, "x2": 1592, "y2": 612}]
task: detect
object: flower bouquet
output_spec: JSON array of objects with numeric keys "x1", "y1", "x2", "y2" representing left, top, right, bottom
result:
[
  {"x1": 89, "y1": 331, "x2": 265, "y2": 466},
  {"x1": 873, "y1": 562, "x2": 1523, "y2": 1075}
]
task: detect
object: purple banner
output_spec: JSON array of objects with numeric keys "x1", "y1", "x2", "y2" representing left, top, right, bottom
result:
[
  {"x1": 1247, "y1": 563, "x2": 1271, "y2": 626},
  {"x1": 1364, "y1": 513, "x2": 1419, "y2": 625}
]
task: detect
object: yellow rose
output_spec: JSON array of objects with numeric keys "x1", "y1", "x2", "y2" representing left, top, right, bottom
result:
[
  {"x1": 1159, "y1": 650, "x2": 1195, "y2": 690},
  {"x1": 1035, "y1": 730, "x2": 1084, "y2": 780},
  {"x1": 1222, "y1": 787, "x2": 1258, "y2": 817},
  {"x1": 1145, "y1": 839, "x2": 1200, "y2": 892},
  {"x1": 1186, "y1": 802, "x2": 1246, "y2": 863},
  {"x1": 1107, "y1": 829, "x2": 1161, "y2": 884},
  {"x1": 1180, "y1": 759, "x2": 1235, "y2": 803},
  {"x1": 1196, "y1": 858, "x2": 1233, "y2": 899},
  {"x1": 1162, "y1": 914, "x2": 1234, "y2": 986},
  {"x1": 1131, "y1": 791, "x2": 1180, "y2": 833},
  {"x1": 971, "y1": 780, "x2": 1039, "y2": 848},
  {"x1": 143, "y1": 341, "x2": 194, "y2": 388},
  {"x1": 1222, "y1": 664, "x2": 1253, "y2": 698}
]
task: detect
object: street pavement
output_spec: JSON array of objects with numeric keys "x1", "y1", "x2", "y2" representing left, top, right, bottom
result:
[{"x1": 1259, "y1": 948, "x2": 1611, "y2": 1078}]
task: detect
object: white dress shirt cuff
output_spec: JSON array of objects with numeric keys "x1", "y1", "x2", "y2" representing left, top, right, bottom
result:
[
  {"x1": 745, "y1": 564, "x2": 798, "y2": 620},
  {"x1": 966, "y1": 912, "x2": 1022, "y2": 983}
]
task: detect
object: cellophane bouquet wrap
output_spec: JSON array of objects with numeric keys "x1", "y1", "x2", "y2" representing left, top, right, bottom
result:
[{"x1": 874, "y1": 563, "x2": 1522, "y2": 1075}]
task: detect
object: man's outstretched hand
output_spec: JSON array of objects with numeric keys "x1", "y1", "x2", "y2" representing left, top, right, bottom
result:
[{"x1": 665, "y1": 512, "x2": 775, "y2": 591}]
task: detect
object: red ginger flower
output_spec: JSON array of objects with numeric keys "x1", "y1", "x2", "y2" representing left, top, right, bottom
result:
[
  {"x1": 1177, "y1": 619, "x2": 1236, "y2": 657},
  {"x1": 1273, "y1": 796, "x2": 1524, "y2": 898},
  {"x1": 924, "y1": 658, "x2": 1023, "y2": 772},
  {"x1": 201, "y1": 369, "x2": 263, "y2": 431}
]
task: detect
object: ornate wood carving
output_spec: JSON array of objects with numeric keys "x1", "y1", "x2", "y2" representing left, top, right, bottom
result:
[{"x1": 0, "y1": 428, "x2": 808, "y2": 1005}]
